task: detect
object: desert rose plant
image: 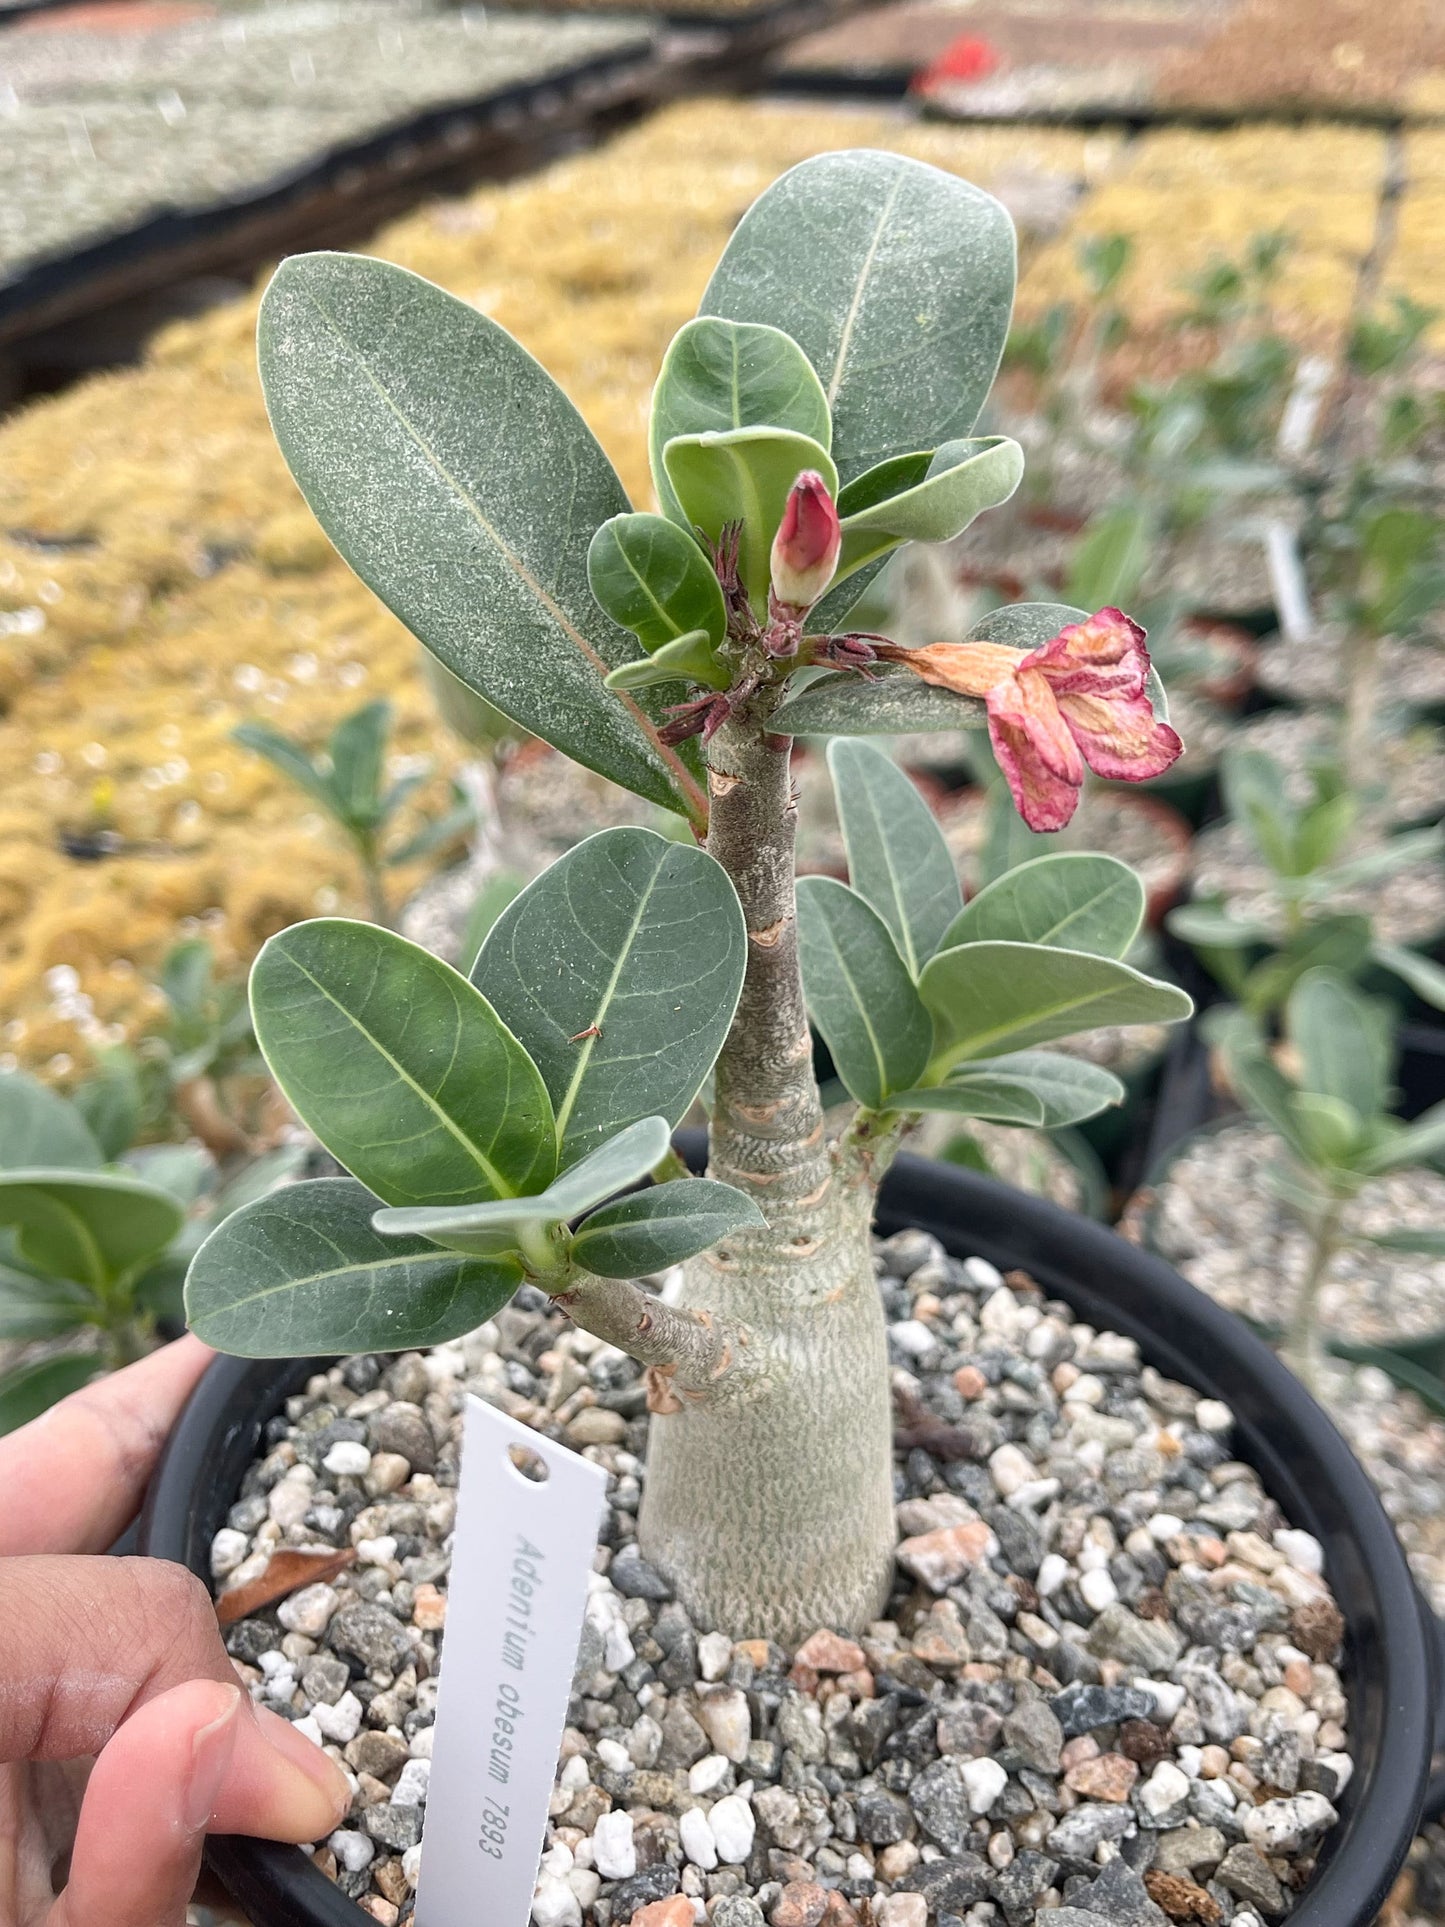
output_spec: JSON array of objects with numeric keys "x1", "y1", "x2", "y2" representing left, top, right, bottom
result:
[{"x1": 186, "y1": 152, "x2": 1191, "y2": 1641}]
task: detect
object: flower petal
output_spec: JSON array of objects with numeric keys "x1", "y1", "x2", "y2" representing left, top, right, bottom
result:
[
  {"x1": 1025, "y1": 607, "x2": 1150, "y2": 698},
  {"x1": 1057, "y1": 686, "x2": 1184, "y2": 782},
  {"x1": 987, "y1": 669, "x2": 1085, "y2": 832}
]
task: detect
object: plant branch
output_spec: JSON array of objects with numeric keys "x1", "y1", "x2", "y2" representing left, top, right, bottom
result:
[
  {"x1": 1282, "y1": 1192, "x2": 1344, "y2": 1391},
  {"x1": 551, "y1": 1270, "x2": 756, "y2": 1407}
]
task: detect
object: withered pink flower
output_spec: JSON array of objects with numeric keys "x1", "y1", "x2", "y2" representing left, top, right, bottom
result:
[
  {"x1": 876, "y1": 607, "x2": 1182, "y2": 832},
  {"x1": 770, "y1": 471, "x2": 841, "y2": 615}
]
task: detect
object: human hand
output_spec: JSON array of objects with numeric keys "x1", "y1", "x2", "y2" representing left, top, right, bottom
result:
[{"x1": 0, "y1": 1337, "x2": 351, "y2": 1927}]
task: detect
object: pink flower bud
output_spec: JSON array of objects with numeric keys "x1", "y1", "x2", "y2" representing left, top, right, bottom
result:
[{"x1": 770, "y1": 471, "x2": 841, "y2": 613}]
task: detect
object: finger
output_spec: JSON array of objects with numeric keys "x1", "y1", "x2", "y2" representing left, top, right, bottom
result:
[
  {"x1": 53, "y1": 1677, "x2": 350, "y2": 1927},
  {"x1": 0, "y1": 1336, "x2": 214, "y2": 1556}
]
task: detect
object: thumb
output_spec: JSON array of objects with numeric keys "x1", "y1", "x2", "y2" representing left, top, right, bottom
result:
[{"x1": 50, "y1": 1679, "x2": 349, "y2": 1927}]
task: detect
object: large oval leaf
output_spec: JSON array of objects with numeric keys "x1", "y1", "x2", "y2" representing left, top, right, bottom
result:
[
  {"x1": 251, "y1": 919, "x2": 556, "y2": 1208},
  {"x1": 796, "y1": 877, "x2": 932, "y2": 1108},
  {"x1": 828, "y1": 739, "x2": 960, "y2": 976},
  {"x1": 186, "y1": 1177, "x2": 521, "y2": 1356},
  {"x1": 835, "y1": 437, "x2": 1024, "y2": 582},
  {"x1": 920, "y1": 942, "x2": 1192, "y2": 1074},
  {"x1": 772, "y1": 665, "x2": 984, "y2": 737},
  {"x1": 472, "y1": 829, "x2": 746, "y2": 1168},
  {"x1": 663, "y1": 426, "x2": 837, "y2": 614},
  {"x1": 587, "y1": 512, "x2": 727, "y2": 654},
  {"x1": 0, "y1": 1169, "x2": 184, "y2": 1289},
  {"x1": 940, "y1": 854, "x2": 1145, "y2": 960},
  {"x1": 1287, "y1": 969, "x2": 1392, "y2": 1121},
  {"x1": 649, "y1": 317, "x2": 831, "y2": 527},
  {"x1": 373, "y1": 1117, "x2": 675, "y2": 1256},
  {"x1": 890, "y1": 1051, "x2": 1125, "y2": 1128},
  {"x1": 703, "y1": 151, "x2": 1016, "y2": 485},
  {"x1": 572, "y1": 1178, "x2": 766, "y2": 1279},
  {"x1": 257, "y1": 253, "x2": 706, "y2": 827},
  {"x1": 0, "y1": 1072, "x2": 103, "y2": 1172}
]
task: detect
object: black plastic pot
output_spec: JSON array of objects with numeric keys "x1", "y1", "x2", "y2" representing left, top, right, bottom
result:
[{"x1": 139, "y1": 1153, "x2": 1437, "y2": 1927}]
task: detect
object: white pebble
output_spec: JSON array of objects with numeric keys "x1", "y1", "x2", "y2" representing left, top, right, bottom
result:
[
  {"x1": 1177, "y1": 1746, "x2": 1204, "y2": 1779},
  {"x1": 1147, "y1": 1514, "x2": 1185, "y2": 1542},
  {"x1": 1065, "y1": 1373, "x2": 1105, "y2": 1406},
  {"x1": 391, "y1": 1759, "x2": 431, "y2": 1808},
  {"x1": 688, "y1": 1754, "x2": 731, "y2": 1794},
  {"x1": 312, "y1": 1691, "x2": 363, "y2": 1745},
  {"x1": 328, "y1": 1829, "x2": 375, "y2": 1873},
  {"x1": 709, "y1": 1790, "x2": 756, "y2": 1864},
  {"x1": 877, "y1": 1897, "x2": 928, "y2": 1927},
  {"x1": 355, "y1": 1535, "x2": 398, "y2": 1567},
  {"x1": 1318, "y1": 1751, "x2": 1353, "y2": 1792},
  {"x1": 292, "y1": 1712, "x2": 325, "y2": 1747},
  {"x1": 604, "y1": 1621, "x2": 636, "y2": 1673},
  {"x1": 679, "y1": 1807, "x2": 718, "y2": 1870},
  {"x1": 401, "y1": 1843, "x2": 422, "y2": 1889},
  {"x1": 697, "y1": 1687, "x2": 751, "y2": 1762},
  {"x1": 531, "y1": 1871, "x2": 581, "y2": 1927},
  {"x1": 409, "y1": 1726, "x2": 434, "y2": 1760},
  {"x1": 1037, "y1": 1553, "x2": 1069, "y2": 1598},
  {"x1": 698, "y1": 1631, "x2": 734, "y2": 1682},
  {"x1": 961, "y1": 1757, "x2": 1008, "y2": 1814},
  {"x1": 1242, "y1": 1792, "x2": 1337, "y2": 1854},
  {"x1": 1138, "y1": 1760, "x2": 1190, "y2": 1820},
  {"x1": 891, "y1": 1320, "x2": 937, "y2": 1357},
  {"x1": 592, "y1": 1810, "x2": 636, "y2": 1881},
  {"x1": 596, "y1": 1738, "x2": 632, "y2": 1775},
  {"x1": 257, "y1": 1649, "x2": 289, "y2": 1678},
  {"x1": 1133, "y1": 1678, "x2": 1186, "y2": 1722},
  {"x1": 560, "y1": 1754, "x2": 590, "y2": 1792},
  {"x1": 267, "y1": 1471, "x2": 315, "y2": 1530},
  {"x1": 1195, "y1": 1399, "x2": 1233, "y2": 1434},
  {"x1": 322, "y1": 1441, "x2": 372, "y2": 1477},
  {"x1": 987, "y1": 1443, "x2": 1035, "y2": 1498},
  {"x1": 568, "y1": 1868, "x2": 600, "y2": 1911},
  {"x1": 210, "y1": 1527, "x2": 250, "y2": 1578},
  {"x1": 979, "y1": 1286, "x2": 1022, "y2": 1337},
  {"x1": 1079, "y1": 1567, "x2": 1118, "y2": 1612},
  {"x1": 277, "y1": 1583, "x2": 338, "y2": 1637},
  {"x1": 1273, "y1": 1529, "x2": 1324, "y2": 1575},
  {"x1": 964, "y1": 1256, "x2": 1003, "y2": 1291}
]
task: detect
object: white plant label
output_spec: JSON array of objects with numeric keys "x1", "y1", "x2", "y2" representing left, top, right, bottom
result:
[{"x1": 416, "y1": 1394, "x2": 609, "y2": 1927}]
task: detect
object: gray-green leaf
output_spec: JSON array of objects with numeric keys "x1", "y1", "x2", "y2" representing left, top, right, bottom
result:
[
  {"x1": 257, "y1": 253, "x2": 706, "y2": 826},
  {"x1": 920, "y1": 942, "x2": 1191, "y2": 1074},
  {"x1": 1287, "y1": 969, "x2": 1392, "y2": 1122},
  {"x1": 0, "y1": 1268, "x2": 98, "y2": 1340},
  {"x1": 0, "y1": 1169, "x2": 185, "y2": 1290},
  {"x1": 835, "y1": 437, "x2": 1023, "y2": 582},
  {"x1": 472, "y1": 829, "x2": 745, "y2": 1167},
  {"x1": 250, "y1": 918, "x2": 556, "y2": 1207},
  {"x1": 0, "y1": 1072, "x2": 103, "y2": 1172},
  {"x1": 662, "y1": 426, "x2": 836, "y2": 613},
  {"x1": 890, "y1": 1052, "x2": 1125, "y2": 1128},
  {"x1": 587, "y1": 513, "x2": 727, "y2": 654},
  {"x1": 1374, "y1": 942, "x2": 1445, "y2": 1013},
  {"x1": 572, "y1": 1178, "x2": 765, "y2": 1277},
  {"x1": 772, "y1": 665, "x2": 984, "y2": 737},
  {"x1": 796, "y1": 877, "x2": 932, "y2": 1107},
  {"x1": 940, "y1": 854, "x2": 1145, "y2": 960},
  {"x1": 0, "y1": 1353, "x2": 104, "y2": 1437},
  {"x1": 185, "y1": 1177, "x2": 522, "y2": 1356},
  {"x1": 828, "y1": 739, "x2": 960, "y2": 975},
  {"x1": 703, "y1": 151, "x2": 1016, "y2": 484},
  {"x1": 649, "y1": 317, "x2": 831, "y2": 527}
]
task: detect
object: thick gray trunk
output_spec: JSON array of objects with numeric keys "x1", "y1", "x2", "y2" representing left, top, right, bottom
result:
[{"x1": 633, "y1": 711, "x2": 896, "y2": 1642}]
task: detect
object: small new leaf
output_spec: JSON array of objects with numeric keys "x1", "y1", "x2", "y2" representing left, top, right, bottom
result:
[
  {"x1": 796, "y1": 878, "x2": 932, "y2": 1108},
  {"x1": 571, "y1": 1178, "x2": 766, "y2": 1278}
]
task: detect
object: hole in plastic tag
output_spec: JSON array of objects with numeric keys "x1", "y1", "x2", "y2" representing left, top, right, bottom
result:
[{"x1": 415, "y1": 1394, "x2": 609, "y2": 1927}]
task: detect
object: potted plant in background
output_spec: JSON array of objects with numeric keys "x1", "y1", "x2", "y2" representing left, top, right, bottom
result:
[{"x1": 141, "y1": 151, "x2": 1434, "y2": 1927}]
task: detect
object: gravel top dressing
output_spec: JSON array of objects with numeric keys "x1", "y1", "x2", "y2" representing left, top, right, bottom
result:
[{"x1": 213, "y1": 1229, "x2": 1352, "y2": 1927}]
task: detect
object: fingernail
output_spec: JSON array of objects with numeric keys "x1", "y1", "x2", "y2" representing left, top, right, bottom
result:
[
  {"x1": 185, "y1": 1683, "x2": 243, "y2": 1830},
  {"x1": 256, "y1": 1704, "x2": 353, "y2": 1834}
]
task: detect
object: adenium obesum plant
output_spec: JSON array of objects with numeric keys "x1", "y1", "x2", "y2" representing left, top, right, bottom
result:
[{"x1": 187, "y1": 152, "x2": 1190, "y2": 1640}]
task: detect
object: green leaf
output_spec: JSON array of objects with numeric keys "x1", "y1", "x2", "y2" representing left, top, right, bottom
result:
[
  {"x1": 1374, "y1": 941, "x2": 1445, "y2": 1013},
  {"x1": 460, "y1": 871, "x2": 526, "y2": 973},
  {"x1": 161, "y1": 936, "x2": 217, "y2": 1025},
  {"x1": 231, "y1": 722, "x2": 334, "y2": 813},
  {"x1": 72, "y1": 1050, "x2": 142, "y2": 1162},
  {"x1": 828, "y1": 739, "x2": 960, "y2": 976},
  {"x1": 920, "y1": 942, "x2": 1191, "y2": 1074},
  {"x1": 0, "y1": 1072, "x2": 103, "y2": 1172},
  {"x1": 1222, "y1": 748, "x2": 1295, "y2": 875},
  {"x1": 375, "y1": 1116, "x2": 674, "y2": 1257},
  {"x1": 0, "y1": 1353, "x2": 103, "y2": 1437},
  {"x1": 940, "y1": 853, "x2": 1144, "y2": 961},
  {"x1": 966, "y1": 600, "x2": 1087, "y2": 650},
  {"x1": 250, "y1": 918, "x2": 556, "y2": 1207},
  {"x1": 588, "y1": 513, "x2": 727, "y2": 656},
  {"x1": 0, "y1": 1268, "x2": 98, "y2": 1340},
  {"x1": 796, "y1": 877, "x2": 932, "y2": 1107},
  {"x1": 327, "y1": 700, "x2": 391, "y2": 829},
  {"x1": 836, "y1": 452, "x2": 932, "y2": 517},
  {"x1": 1065, "y1": 505, "x2": 1150, "y2": 611},
  {"x1": 257, "y1": 253, "x2": 706, "y2": 827},
  {"x1": 605, "y1": 631, "x2": 725, "y2": 694},
  {"x1": 123, "y1": 1143, "x2": 215, "y2": 1208},
  {"x1": 1287, "y1": 969, "x2": 1392, "y2": 1121},
  {"x1": 572, "y1": 1178, "x2": 766, "y2": 1277},
  {"x1": 0, "y1": 1169, "x2": 185, "y2": 1290},
  {"x1": 1240, "y1": 915, "x2": 1375, "y2": 1016},
  {"x1": 1359, "y1": 1100, "x2": 1445, "y2": 1173},
  {"x1": 1227, "y1": 1049, "x2": 1312, "y2": 1161},
  {"x1": 1359, "y1": 1226, "x2": 1445, "y2": 1257},
  {"x1": 703, "y1": 151, "x2": 1016, "y2": 485},
  {"x1": 1315, "y1": 824, "x2": 1443, "y2": 891},
  {"x1": 649, "y1": 317, "x2": 832, "y2": 527},
  {"x1": 185, "y1": 1176, "x2": 522, "y2": 1356},
  {"x1": 662, "y1": 426, "x2": 837, "y2": 613},
  {"x1": 472, "y1": 829, "x2": 745, "y2": 1168},
  {"x1": 1290, "y1": 1091, "x2": 1363, "y2": 1167},
  {"x1": 1165, "y1": 901, "x2": 1271, "y2": 950},
  {"x1": 772, "y1": 665, "x2": 984, "y2": 737},
  {"x1": 1292, "y1": 791, "x2": 1356, "y2": 876},
  {"x1": 889, "y1": 1051, "x2": 1126, "y2": 1129},
  {"x1": 834, "y1": 437, "x2": 1024, "y2": 581}
]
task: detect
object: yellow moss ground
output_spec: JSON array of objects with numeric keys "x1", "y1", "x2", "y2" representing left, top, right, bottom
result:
[{"x1": 0, "y1": 98, "x2": 1411, "y2": 1076}]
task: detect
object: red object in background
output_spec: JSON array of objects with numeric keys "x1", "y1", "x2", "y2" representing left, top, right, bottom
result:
[{"x1": 913, "y1": 33, "x2": 1001, "y2": 93}]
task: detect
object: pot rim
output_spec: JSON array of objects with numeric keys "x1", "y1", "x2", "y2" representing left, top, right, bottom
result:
[{"x1": 138, "y1": 1151, "x2": 1435, "y2": 1927}]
